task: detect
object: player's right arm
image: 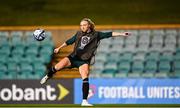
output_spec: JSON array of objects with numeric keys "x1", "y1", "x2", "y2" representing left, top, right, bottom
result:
[{"x1": 54, "y1": 35, "x2": 77, "y2": 53}]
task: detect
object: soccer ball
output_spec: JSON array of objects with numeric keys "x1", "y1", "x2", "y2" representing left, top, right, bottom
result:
[{"x1": 33, "y1": 29, "x2": 46, "y2": 41}]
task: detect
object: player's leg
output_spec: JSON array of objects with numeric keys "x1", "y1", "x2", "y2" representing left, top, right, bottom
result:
[
  {"x1": 79, "y1": 64, "x2": 93, "y2": 106},
  {"x1": 40, "y1": 57, "x2": 71, "y2": 84},
  {"x1": 47, "y1": 57, "x2": 71, "y2": 77}
]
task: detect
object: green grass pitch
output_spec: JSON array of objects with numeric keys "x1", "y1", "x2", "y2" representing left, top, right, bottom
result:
[{"x1": 0, "y1": 104, "x2": 180, "y2": 108}]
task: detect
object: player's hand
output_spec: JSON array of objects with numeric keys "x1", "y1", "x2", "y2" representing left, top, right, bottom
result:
[
  {"x1": 54, "y1": 48, "x2": 60, "y2": 53},
  {"x1": 124, "y1": 32, "x2": 131, "y2": 37}
]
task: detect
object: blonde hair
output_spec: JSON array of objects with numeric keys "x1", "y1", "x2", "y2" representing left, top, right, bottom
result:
[{"x1": 81, "y1": 18, "x2": 95, "y2": 31}]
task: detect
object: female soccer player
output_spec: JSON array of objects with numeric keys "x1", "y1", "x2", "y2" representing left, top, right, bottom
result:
[{"x1": 40, "y1": 18, "x2": 130, "y2": 106}]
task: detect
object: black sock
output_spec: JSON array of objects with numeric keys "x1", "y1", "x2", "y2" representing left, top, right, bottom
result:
[
  {"x1": 82, "y1": 78, "x2": 89, "y2": 100},
  {"x1": 47, "y1": 66, "x2": 57, "y2": 77}
]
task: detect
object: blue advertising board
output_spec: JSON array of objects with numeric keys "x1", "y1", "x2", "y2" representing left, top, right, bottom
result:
[{"x1": 74, "y1": 78, "x2": 180, "y2": 104}]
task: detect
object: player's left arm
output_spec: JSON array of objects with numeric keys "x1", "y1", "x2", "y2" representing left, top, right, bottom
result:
[
  {"x1": 112, "y1": 32, "x2": 131, "y2": 37},
  {"x1": 99, "y1": 31, "x2": 131, "y2": 40}
]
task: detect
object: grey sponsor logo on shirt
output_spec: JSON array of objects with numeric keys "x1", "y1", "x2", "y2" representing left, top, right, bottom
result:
[{"x1": 79, "y1": 36, "x2": 90, "y2": 49}]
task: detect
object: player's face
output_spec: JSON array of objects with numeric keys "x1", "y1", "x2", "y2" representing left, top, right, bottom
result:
[{"x1": 80, "y1": 21, "x2": 90, "y2": 32}]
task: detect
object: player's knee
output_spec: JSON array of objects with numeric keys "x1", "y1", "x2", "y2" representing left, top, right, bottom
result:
[
  {"x1": 55, "y1": 58, "x2": 70, "y2": 70},
  {"x1": 81, "y1": 72, "x2": 89, "y2": 79},
  {"x1": 54, "y1": 65, "x2": 60, "y2": 71},
  {"x1": 54, "y1": 63, "x2": 64, "y2": 71}
]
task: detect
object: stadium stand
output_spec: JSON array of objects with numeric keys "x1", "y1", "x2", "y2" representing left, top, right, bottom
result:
[
  {"x1": 0, "y1": 31, "x2": 54, "y2": 79},
  {"x1": 1, "y1": 29, "x2": 180, "y2": 79},
  {"x1": 91, "y1": 29, "x2": 180, "y2": 78}
]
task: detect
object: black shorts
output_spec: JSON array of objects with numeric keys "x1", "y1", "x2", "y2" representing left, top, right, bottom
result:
[{"x1": 67, "y1": 55, "x2": 90, "y2": 68}]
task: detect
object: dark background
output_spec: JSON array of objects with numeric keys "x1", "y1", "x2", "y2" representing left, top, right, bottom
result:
[{"x1": 0, "y1": 0, "x2": 180, "y2": 25}]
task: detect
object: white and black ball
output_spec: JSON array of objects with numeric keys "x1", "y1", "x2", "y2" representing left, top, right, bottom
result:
[{"x1": 33, "y1": 29, "x2": 46, "y2": 41}]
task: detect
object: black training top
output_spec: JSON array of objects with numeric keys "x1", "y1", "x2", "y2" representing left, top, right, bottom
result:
[
  {"x1": 66, "y1": 31, "x2": 112, "y2": 45},
  {"x1": 65, "y1": 31, "x2": 112, "y2": 61}
]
